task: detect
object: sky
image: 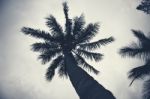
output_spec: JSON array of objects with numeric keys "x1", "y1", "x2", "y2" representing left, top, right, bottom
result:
[{"x1": 0, "y1": 0, "x2": 150, "y2": 99}]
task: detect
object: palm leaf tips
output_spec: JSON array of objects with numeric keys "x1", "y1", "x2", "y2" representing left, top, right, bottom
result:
[
  {"x1": 46, "y1": 15, "x2": 63, "y2": 37},
  {"x1": 76, "y1": 49, "x2": 103, "y2": 61},
  {"x1": 79, "y1": 37, "x2": 114, "y2": 50},
  {"x1": 46, "y1": 55, "x2": 63, "y2": 81},
  {"x1": 119, "y1": 46, "x2": 140, "y2": 58},
  {"x1": 76, "y1": 23, "x2": 100, "y2": 43},
  {"x1": 58, "y1": 61, "x2": 68, "y2": 78},
  {"x1": 74, "y1": 53, "x2": 99, "y2": 74},
  {"x1": 119, "y1": 30, "x2": 150, "y2": 58},
  {"x1": 46, "y1": 67, "x2": 55, "y2": 81},
  {"x1": 63, "y1": 2, "x2": 69, "y2": 19},
  {"x1": 128, "y1": 61, "x2": 150, "y2": 85},
  {"x1": 31, "y1": 42, "x2": 59, "y2": 52},
  {"x1": 136, "y1": 0, "x2": 150, "y2": 14},
  {"x1": 21, "y1": 27, "x2": 57, "y2": 41},
  {"x1": 73, "y1": 14, "x2": 85, "y2": 36},
  {"x1": 38, "y1": 49, "x2": 62, "y2": 64},
  {"x1": 132, "y1": 29, "x2": 147, "y2": 41}
]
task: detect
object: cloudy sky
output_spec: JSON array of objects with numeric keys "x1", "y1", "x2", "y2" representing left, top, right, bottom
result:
[{"x1": 0, "y1": 0, "x2": 150, "y2": 99}]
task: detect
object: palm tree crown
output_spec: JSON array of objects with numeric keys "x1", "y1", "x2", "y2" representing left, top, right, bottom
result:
[
  {"x1": 22, "y1": 2, "x2": 114, "y2": 81},
  {"x1": 119, "y1": 30, "x2": 150, "y2": 99},
  {"x1": 137, "y1": 0, "x2": 150, "y2": 14}
]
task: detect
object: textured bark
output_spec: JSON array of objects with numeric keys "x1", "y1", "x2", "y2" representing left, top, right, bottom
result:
[{"x1": 64, "y1": 52, "x2": 116, "y2": 99}]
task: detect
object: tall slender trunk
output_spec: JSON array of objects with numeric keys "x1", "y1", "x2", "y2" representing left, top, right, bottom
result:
[{"x1": 64, "y1": 52, "x2": 116, "y2": 99}]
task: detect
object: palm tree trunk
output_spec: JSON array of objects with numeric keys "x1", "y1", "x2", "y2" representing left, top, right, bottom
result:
[{"x1": 64, "y1": 52, "x2": 116, "y2": 99}]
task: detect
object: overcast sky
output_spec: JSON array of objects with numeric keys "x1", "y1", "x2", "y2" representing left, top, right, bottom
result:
[{"x1": 0, "y1": 0, "x2": 150, "y2": 99}]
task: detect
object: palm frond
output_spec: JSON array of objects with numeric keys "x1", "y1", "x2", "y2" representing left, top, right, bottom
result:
[
  {"x1": 74, "y1": 52, "x2": 99, "y2": 74},
  {"x1": 65, "y1": 18, "x2": 72, "y2": 36},
  {"x1": 128, "y1": 62, "x2": 150, "y2": 86},
  {"x1": 132, "y1": 29, "x2": 149, "y2": 41},
  {"x1": 76, "y1": 23, "x2": 99, "y2": 44},
  {"x1": 73, "y1": 14, "x2": 85, "y2": 36},
  {"x1": 63, "y1": 2, "x2": 72, "y2": 36},
  {"x1": 31, "y1": 42, "x2": 59, "y2": 52},
  {"x1": 46, "y1": 15, "x2": 64, "y2": 37},
  {"x1": 46, "y1": 67, "x2": 55, "y2": 81},
  {"x1": 38, "y1": 49, "x2": 62, "y2": 64},
  {"x1": 136, "y1": 0, "x2": 150, "y2": 14},
  {"x1": 132, "y1": 30, "x2": 150, "y2": 49},
  {"x1": 58, "y1": 59, "x2": 68, "y2": 78},
  {"x1": 22, "y1": 27, "x2": 56, "y2": 41},
  {"x1": 46, "y1": 55, "x2": 63, "y2": 81},
  {"x1": 119, "y1": 43, "x2": 150, "y2": 60},
  {"x1": 143, "y1": 78, "x2": 150, "y2": 99},
  {"x1": 63, "y1": 2, "x2": 69, "y2": 20},
  {"x1": 78, "y1": 37, "x2": 114, "y2": 50},
  {"x1": 76, "y1": 49, "x2": 103, "y2": 61}
]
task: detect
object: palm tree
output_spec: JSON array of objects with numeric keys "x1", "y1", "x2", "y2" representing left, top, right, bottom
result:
[
  {"x1": 119, "y1": 30, "x2": 150, "y2": 99},
  {"x1": 137, "y1": 0, "x2": 150, "y2": 14},
  {"x1": 22, "y1": 2, "x2": 115, "y2": 99}
]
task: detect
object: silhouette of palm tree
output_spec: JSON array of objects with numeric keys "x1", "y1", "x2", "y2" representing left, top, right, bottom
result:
[
  {"x1": 22, "y1": 2, "x2": 115, "y2": 99},
  {"x1": 120, "y1": 30, "x2": 150, "y2": 99},
  {"x1": 137, "y1": 0, "x2": 150, "y2": 14}
]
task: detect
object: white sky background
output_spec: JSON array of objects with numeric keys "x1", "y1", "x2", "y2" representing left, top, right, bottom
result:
[{"x1": 0, "y1": 0, "x2": 150, "y2": 99}]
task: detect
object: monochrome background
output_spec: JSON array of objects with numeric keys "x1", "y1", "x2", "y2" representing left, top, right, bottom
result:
[{"x1": 0, "y1": 0, "x2": 150, "y2": 99}]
